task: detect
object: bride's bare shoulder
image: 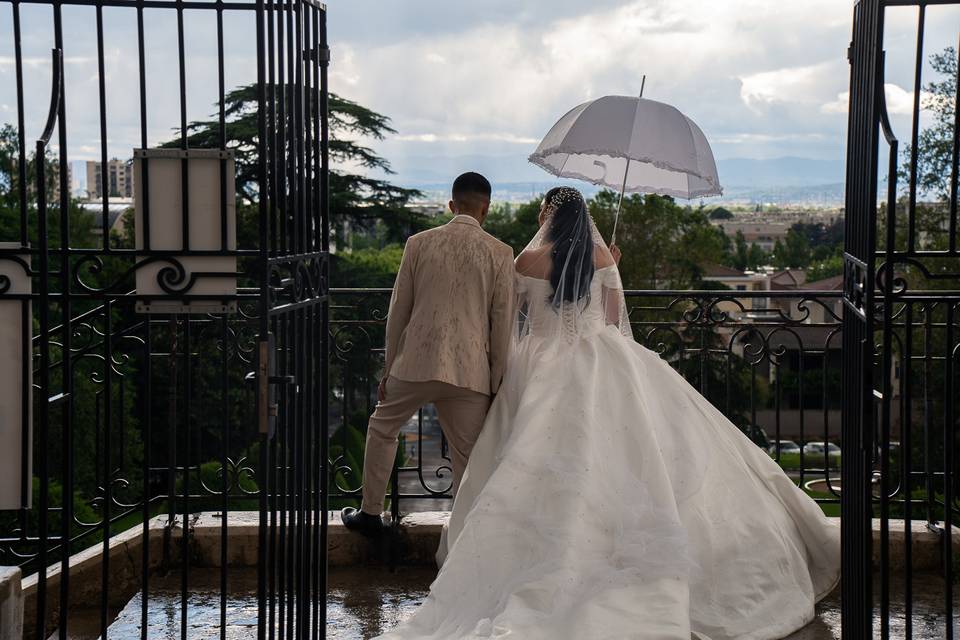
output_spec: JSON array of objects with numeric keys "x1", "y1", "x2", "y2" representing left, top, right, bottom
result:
[{"x1": 516, "y1": 246, "x2": 553, "y2": 278}]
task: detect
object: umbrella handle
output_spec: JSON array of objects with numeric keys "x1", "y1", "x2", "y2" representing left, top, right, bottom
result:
[{"x1": 611, "y1": 159, "x2": 630, "y2": 246}]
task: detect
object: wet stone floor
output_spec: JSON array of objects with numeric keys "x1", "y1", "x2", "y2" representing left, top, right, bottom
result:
[{"x1": 59, "y1": 568, "x2": 957, "y2": 639}]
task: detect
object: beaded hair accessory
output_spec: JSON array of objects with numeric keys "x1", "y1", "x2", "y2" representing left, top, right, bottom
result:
[{"x1": 543, "y1": 187, "x2": 584, "y2": 219}]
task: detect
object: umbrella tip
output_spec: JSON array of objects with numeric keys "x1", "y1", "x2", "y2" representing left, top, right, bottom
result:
[{"x1": 639, "y1": 75, "x2": 646, "y2": 98}]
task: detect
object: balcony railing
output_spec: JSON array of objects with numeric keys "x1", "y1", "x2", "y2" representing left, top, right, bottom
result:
[
  {"x1": 329, "y1": 288, "x2": 853, "y2": 520},
  {"x1": 4, "y1": 287, "x2": 954, "y2": 578},
  {"x1": 330, "y1": 286, "x2": 960, "y2": 532}
]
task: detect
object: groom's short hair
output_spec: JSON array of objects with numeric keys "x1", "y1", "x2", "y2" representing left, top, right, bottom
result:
[{"x1": 452, "y1": 172, "x2": 492, "y2": 204}]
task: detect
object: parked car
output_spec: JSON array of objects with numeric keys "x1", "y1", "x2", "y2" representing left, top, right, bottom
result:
[
  {"x1": 803, "y1": 441, "x2": 842, "y2": 457},
  {"x1": 768, "y1": 440, "x2": 801, "y2": 455}
]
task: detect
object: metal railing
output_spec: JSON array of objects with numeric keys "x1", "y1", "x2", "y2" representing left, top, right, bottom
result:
[
  {"x1": 328, "y1": 288, "x2": 849, "y2": 516},
  {"x1": 330, "y1": 286, "x2": 960, "y2": 536}
]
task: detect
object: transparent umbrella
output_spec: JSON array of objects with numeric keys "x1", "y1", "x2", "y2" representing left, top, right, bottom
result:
[{"x1": 529, "y1": 89, "x2": 722, "y2": 243}]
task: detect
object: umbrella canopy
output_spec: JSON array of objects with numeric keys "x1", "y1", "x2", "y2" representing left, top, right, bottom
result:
[{"x1": 529, "y1": 95, "x2": 722, "y2": 200}]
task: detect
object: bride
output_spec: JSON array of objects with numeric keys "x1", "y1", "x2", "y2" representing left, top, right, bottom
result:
[{"x1": 375, "y1": 187, "x2": 840, "y2": 640}]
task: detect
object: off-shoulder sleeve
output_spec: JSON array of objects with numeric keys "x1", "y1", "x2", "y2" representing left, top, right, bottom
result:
[{"x1": 601, "y1": 266, "x2": 623, "y2": 289}]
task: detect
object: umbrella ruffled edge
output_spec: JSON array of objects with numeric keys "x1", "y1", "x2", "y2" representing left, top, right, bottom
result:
[{"x1": 528, "y1": 147, "x2": 723, "y2": 199}]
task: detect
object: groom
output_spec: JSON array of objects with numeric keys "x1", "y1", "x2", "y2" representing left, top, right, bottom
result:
[{"x1": 342, "y1": 172, "x2": 516, "y2": 534}]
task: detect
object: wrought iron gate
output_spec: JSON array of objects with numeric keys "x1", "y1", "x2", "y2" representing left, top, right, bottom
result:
[
  {"x1": 843, "y1": 0, "x2": 960, "y2": 637},
  {"x1": 0, "y1": 0, "x2": 329, "y2": 637}
]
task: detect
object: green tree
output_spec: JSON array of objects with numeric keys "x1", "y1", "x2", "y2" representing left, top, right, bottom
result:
[
  {"x1": 790, "y1": 220, "x2": 844, "y2": 261},
  {"x1": 806, "y1": 254, "x2": 844, "y2": 282},
  {"x1": 590, "y1": 191, "x2": 727, "y2": 289},
  {"x1": 483, "y1": 200, "x2": 541, "y2": 255},
  {"x1": 333, "y1": 244, "x2": 405, "y2": 288},
  {"x1": 747, "y1": 243, "x2": 768, "y2": 270},
  {"x1": 771, "y1": 228, "x2": 811, "y2": 270},
  {"x1": 728, "y1": 230, "x2": 757, "y2": 271},
  {"x1": 0, "y1": 124, "x2": 97, "y2": 250},
  {"x1": 164, "y1": 84, "x2": 426, "y2": 246},
  {"x1": 899, "y1": 46, "x2": 957, "y2": 201},
  {"x1": 708, "y1": 206, "x2": 734, "y2": 220}
]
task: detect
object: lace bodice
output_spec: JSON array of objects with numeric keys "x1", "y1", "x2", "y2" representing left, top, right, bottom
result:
[{"x1": 517, "y1": 265, "x2": 623, "y2": 339}]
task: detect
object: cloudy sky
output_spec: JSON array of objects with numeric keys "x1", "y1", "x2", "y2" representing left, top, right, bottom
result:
[
  {"x1": 1, "y1": 0, "x2": 957, "y2": 189},
  {"x1": 326, "y1": 0, "x2": 958, "y2": 185}
]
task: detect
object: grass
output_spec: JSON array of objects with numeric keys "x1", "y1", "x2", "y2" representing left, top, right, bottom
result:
[
  {"x1": 803, "y1": 488, "x2": 841, "y2": 517},
  {"x1": 773, "y1": 451, "x2": 841, "y2": 471}
]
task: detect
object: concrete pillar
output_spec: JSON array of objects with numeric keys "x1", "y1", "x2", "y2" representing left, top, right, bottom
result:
[{"x1": 0, "y1": 567, "x2": 23, "y2": 640}]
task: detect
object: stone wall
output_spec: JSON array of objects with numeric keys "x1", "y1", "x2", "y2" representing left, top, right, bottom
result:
[{"x1": 0, "y1": 567, "x2": 23, "y2": 640}]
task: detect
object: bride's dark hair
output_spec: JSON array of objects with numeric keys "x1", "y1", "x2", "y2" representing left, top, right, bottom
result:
[{"x1": 544, "y1": 187, "x2": 595, "y2": 309}]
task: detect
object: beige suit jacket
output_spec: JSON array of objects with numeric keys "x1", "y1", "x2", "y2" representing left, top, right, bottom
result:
[{"x1": 384, "y1": 215, "x2": 516, "y2": 396}]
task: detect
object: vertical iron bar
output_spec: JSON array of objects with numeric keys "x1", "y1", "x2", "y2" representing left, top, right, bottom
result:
[
  {"x1": 53, "y1": 9, "x2": 70, "y2": 627},
  {"x1": 318, "y1": 10, "x2": 330, "y2": 637},
  {"x1": 137, "y1": 4, "x2": 151, "y2": 250},
  {"x1": 903, "y1": 303, "x2": 913, "y2": 640},
  {"x1": 267, "y1": 0, "x2": 277, "y2": 257},
  {"x1": 181, "y1": 317, "x2": 191, "y2": 640},
  {"x1": 220, "y1": 314, "x2": 229, "y2": 640},
  {"x1": 96, "y1": 4, "x2": 110, "y2": 244},
  {"x1": 217, "y1": 0, "x2": 228, "y2": 252},
  {"x1": 906, "y1": 5, "x2": 925, "y2": 253},
  {"x1": 177, "y1": 0, "x2": 190, "y2": 251},
  {"x1": 58, "y1": 16, "x2": 78, "y2": 632},
  {"x1": 879, "y1": 122, "x2": 898, "y2": 640},
  {"x1": 277, "y1": 0, "x2": 287, "y2": 257},
  {"x1": 948, "y1": 40, "x2": 960, "y2": 253},
  {"x1": 12, "y1": 1, "x2": 27, "y2": 246},
  {"x1": 100, "y1": 303, "x2": 114, "y2": 640},
  {"x1": 924, "y1": 306, "x2": 934, "y2": 525},
  {"x1": 841, "y1": 1, "x2": 884, "y2": 636},
  {"x1": 33, "y1": 44, "x2": 64, "y2": 634},
  {"x1": 255, "y1": 0, "x2": 272, "y2": 636},
  {"x1": 140, "y1": 320, "x2": 153, "y2": 640},
  {"x1": 215, "y1": 2, "x2": 230, "y2": 635},
  {"x1": 944, "y1": 303, "x2": 955, "y2": 639},
  {"x1": 35, "y1": 136, "x2": 51, "y2": 640}
]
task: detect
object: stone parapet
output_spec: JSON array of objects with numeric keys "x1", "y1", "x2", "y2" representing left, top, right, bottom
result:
[
  {"x1": 0, "y1": 567, "x2": 23, "y2": 640},
  {"x1": 13, "y1": 512, "x2": 958, "y2": 638}
]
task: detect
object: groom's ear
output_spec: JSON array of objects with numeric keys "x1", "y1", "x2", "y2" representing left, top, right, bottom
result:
[{"x1": 448, "y1": 199, "x2": 456, "y2": 216}]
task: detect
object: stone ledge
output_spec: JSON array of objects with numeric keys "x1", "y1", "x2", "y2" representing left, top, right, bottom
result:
[
  {"x1": 188, "y1": 511, "x2": 447, "y2": 568},
  {"x1": 12, "y1": 512, "x2": 958, "y2": 638},
  {"x1": 870, "y1": 518, "x2": 957, "y2": 573},
  {"x1": 0, "y1": 567, "x2": 22, "y2": 640}
]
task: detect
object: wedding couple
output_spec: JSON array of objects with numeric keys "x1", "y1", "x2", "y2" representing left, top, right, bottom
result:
[{"x1": 341, "y1": 172, "x2": 840, "y2": 640}]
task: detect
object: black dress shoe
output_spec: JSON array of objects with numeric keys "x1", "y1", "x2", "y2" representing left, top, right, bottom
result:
[{"x1": 341, "y1": 507, "x2": 386, "y2": 536}]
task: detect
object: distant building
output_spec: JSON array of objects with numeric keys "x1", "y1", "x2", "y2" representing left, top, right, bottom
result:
[
  {"x1": 86, "y1": 159, "x2": 134, "y2": 200},
  {"x1": 80, "y1": 201, "x2": 132, "y2": 239},
  {"x1": 405, "y1": 200, "x2": 449, "y2": 217},
  {"x1": 713, "y1": 222, "x2": 789, "y2": 252},
  {"x1": 698, "y1": 265, "x2": 854, "y2": 441}
]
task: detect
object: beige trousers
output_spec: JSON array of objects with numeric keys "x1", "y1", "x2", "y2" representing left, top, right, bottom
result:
[{"x1": 360, "y1": 376, "x2": 491, "y2": 516}]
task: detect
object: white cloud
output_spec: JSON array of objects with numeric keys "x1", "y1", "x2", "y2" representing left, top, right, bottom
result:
[
  {"x1": 0, "y1": 56, "x2": 94, "y2": 67},
  {"x1": 10, "y1": 0, "x2": 956, "y2": 185},
  {"x1": 395, "y1": 132, "x2": 540, "y2": 144},
  {"x1": 820, "y1": 84, "x2": 935, "y2": 116},
  {"x1": 333, "y1": 0, "x2": 857, "y2": 176},
  {"x1": 713, "y1": 132, "x2": 828, "y2": 145},
  {"x1": 739, "y1": 62, "x2": 841, "y2": 111}
]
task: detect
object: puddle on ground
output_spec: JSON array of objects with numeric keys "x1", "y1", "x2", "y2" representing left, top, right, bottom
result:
[{"x1": 58, "y1": 568, "x2": 958, "y2": 639}]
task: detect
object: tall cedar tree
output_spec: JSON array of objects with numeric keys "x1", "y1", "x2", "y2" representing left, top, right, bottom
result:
[{"x1": 162, "y1": 84, "x2": 426, "y2": 245}]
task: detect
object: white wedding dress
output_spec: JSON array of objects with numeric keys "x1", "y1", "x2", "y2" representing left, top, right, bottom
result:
[{"x1": 374, "y1": 260, "x2": 840, "y2": 640}]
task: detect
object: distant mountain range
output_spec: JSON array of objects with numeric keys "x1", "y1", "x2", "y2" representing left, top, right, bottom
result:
[
  {"x1": 390, "y1": 155, "x2": 848, "y2": 206},
  {"x1": 717, "y1": 157, "x2": 846, "y2": 188}
]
